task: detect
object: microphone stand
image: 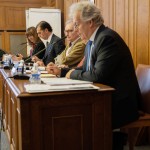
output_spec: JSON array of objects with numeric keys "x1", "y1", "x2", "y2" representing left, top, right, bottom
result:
[
  {"x1": 24, "y1": 36, "x2": 67, "y2": 63},
  {"x1": 24, "y1": 47, "x2": 46, "y2": 63},
  {"x1": 20, "y1": 42, "x2": 27, "y2": 45},
  {"x1": 15, "y1": 44, "x2": 28, "y2": 56},
  {"x1": 11, "y1": 36, "x2": 66, "y2": 79}
]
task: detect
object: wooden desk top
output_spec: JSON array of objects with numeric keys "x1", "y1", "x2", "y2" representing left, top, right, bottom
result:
[{"x1": 0, "y1": 68, "x2": 114, "y2": 98}]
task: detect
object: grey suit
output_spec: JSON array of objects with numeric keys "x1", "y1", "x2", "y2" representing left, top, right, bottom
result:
[
  {"x1": 43, "y1": 34, "x2": 66, "y2": 66},
  {"x1": 61, "y1": 24, "x2": 141, "y2": 129}
]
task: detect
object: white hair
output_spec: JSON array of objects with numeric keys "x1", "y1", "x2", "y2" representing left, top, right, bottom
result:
[
  {"x1": 65, "y1": 18, "x2": 73, "y2": 26},
  {"x1": 69, "y1": 1, "x2": 104, "y2": 26}
]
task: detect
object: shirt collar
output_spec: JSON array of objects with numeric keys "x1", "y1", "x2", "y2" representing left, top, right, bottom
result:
[
  {"x1": 89, "y1": 26, "x2": 100, "y2": 42},
  {"x1": 70, "y1": 37, "x2": 80, "y2": 46},
  {"x1": 47, "y1": 33, "x2": 53, "y2": 43}
]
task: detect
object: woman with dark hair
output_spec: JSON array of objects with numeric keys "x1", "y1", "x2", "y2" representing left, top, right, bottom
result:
[{"x1": 12, "y1": 26, "x2": 45, "y2": 62}]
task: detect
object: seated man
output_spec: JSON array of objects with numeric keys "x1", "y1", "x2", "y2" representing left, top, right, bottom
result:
[
  {"x1": 55, "y1": 19, "x2": 85, "y2": 68},
  {"x1": 46, "y1": 2, "x2": 141, "y2": 150},
  {"x1": 32, "y1": 21, "x2": 66, "y2": 66}
]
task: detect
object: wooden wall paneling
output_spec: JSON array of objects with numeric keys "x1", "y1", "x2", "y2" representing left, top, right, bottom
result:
[
  {"x1": 4, "y1": 31, "x2": 26, "y2": 55},
  {"x1": 114, "y1": 0, "x2": 125, "y2": 38},
  {"x1": 124, "y1": 0, "x2": 129, "y2": 45},
  {"x1": 0, "y1": 33, "x2": 3, "y2": 49},
  {"x1": 136, "y1": 0, "x2": 149, "y2": 65},
  {"x1": 64, "y1": 0, "x2": 78, "y2": 22},
  {"x1": 0, "y1": 0, "x2": 19, "y2": 2},
  {"x1": 5, "y1": 6, "x2": 26, "y2": 30},
  {"x1": 64, "y1": 0, "x2": 70, "y2": 21},
  {"x1": 3, "y1": 31, "x2": 9, "y2": 53},
  {"x1": 97, "y1": 0, "x2": 114, "y2": 28},
  {"x1": 128, "y1": 0, "x2": 136, "y2": 66},
  {"x1": 0, "y1": 3, "x2": 46, "y2": 8},
  {"x1": 113, "y1": 0, "x2": 129, "y2": 44},
  {"x1": 0, "y1": 74, "x2": 2, "y2": 103},
  {"x1": 20, "y1": 0, "x2": 46, "y2": 4},
  {"x1": 0, "y1": 6, "x2": 6, "y2": 30},
  {"x1": 56, "y1": 0, "x2": 64, "y2": 10},
  {"x1": 94, "y1": 0, "x2": 103, "y2": 28},
  {"x1": 55, "y1": 0, "x2": 65, "y2": 37},
  {"x1": 96, "y1": 0, "x2": 150, "y2": 67},
  {"x1": 94, "y1": 0, "x2": 102, "y2": 9},
  {"x1": 109, "y1": 0, "x2": 115, "y2": 28},
  {"x1": 0, "y1": 0, "x2": 46, "y2": 4},
  {"x1": 0, "y1": 32, "x2": 6, "y2": 50},
  {"x1": 46, "y1": 0, "x2": 55, "y2": 7}
]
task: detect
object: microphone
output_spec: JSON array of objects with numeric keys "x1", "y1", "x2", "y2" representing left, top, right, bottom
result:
[
  {"x1": 16, "y1": 44, "x2": 27, "y2": 56},
  {"x1": 24, "y1": 36, "x2": 67, "y2": 63},
  {"x1": 3, "y1": 42, "x2": 27, "y2": 70},
  {"x1": 20, "y1": 41, "x2": 40, "y2": 45},
  {"x1": 20, "y1": 42, "x2": 27, "y2": 45},
  {"x1": 50, "y1": 36, "x2": 67, "y2": 46},
  {"x1": 11, "y1": 60, "x2": 30, "y2": 80},
  {"x1": 13, "y1": 74, "x2": 30, "y2": 80},
  {"x1": 3, "y1": 54, "x2": 13, "y2": 69}
]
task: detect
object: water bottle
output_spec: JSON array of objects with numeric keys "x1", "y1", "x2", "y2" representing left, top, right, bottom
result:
[
  {"x1": 17, "y1": 60, "x2": 24, "y2": 75},
  {"x1": 30, "y1": 63, "x2": 41, "y2": 84},
  {"x1": 24, "y1": 63, "x2": 26, "y2": 73},
  {"x1": 3, "y1": 54, "x2": 9, "y2": 66}
]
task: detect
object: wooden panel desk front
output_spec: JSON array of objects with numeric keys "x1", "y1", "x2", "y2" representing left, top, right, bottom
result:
[{"x1": 0, "y1": 69, "x2": 114, "y2": 150}]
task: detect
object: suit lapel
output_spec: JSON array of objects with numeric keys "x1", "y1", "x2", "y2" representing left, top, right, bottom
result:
[
  {"x1": 86, "y1": 24, "x2": 106, "y2": 71},
  {"x1": 44, "y1": 34, "x2": 56, "y2": 58},
  {"x1": 66, "y1": 38, "x2": 81, "y2": 55}
]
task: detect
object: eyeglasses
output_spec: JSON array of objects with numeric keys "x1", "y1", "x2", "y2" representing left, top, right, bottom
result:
[
  {"x1": 74, "y1": 22, "x2": 79, "y2": 29},
  {"x1": 64, "y1": 30, "x2": 73, "y2": 33}
]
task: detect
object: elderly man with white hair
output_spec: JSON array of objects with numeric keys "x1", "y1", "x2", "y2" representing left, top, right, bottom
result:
[
  {"x1": 54, "y1": 19, "x2": 85, "y2": 68},
  {"x1": 46, "y1": 2, "x2": 141, "y2": 150}
]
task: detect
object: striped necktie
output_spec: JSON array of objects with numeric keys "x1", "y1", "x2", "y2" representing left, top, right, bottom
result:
[{"x1": 86, "y1": 40, "x2": 93, "y2": 71}]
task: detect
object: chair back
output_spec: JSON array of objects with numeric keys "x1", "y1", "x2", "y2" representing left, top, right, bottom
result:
[{"x1": 136, "y1": 64, "x2": 150, "y2": 114}]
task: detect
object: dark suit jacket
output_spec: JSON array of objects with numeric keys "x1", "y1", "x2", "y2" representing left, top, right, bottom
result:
[
  {"x1": 61, "y1": 24, "x2": 141, "y2": 129},
  {"x1": 43, "y1": 34, "x2": 66, "y2": 66},
  {"x1": 24, "y1": 41, "x2": 45, "y2": 62},
  {"x1": 32, "y1": 41, "x2": 45, "y2": 59}
]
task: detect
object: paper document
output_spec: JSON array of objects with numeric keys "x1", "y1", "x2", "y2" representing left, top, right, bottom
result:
[
  {"x1": 24, "y1": 84, "x2": 100, "y2": 93},
  {"x1": 40, "y1": 74, "x2": 56, "y2": 78},
  {"x1": 26, "y1": 70, "x2": 49, "y2": 74},
  {"x1": 41, "y1": 78, "x2": 93, "y2": 85}
]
